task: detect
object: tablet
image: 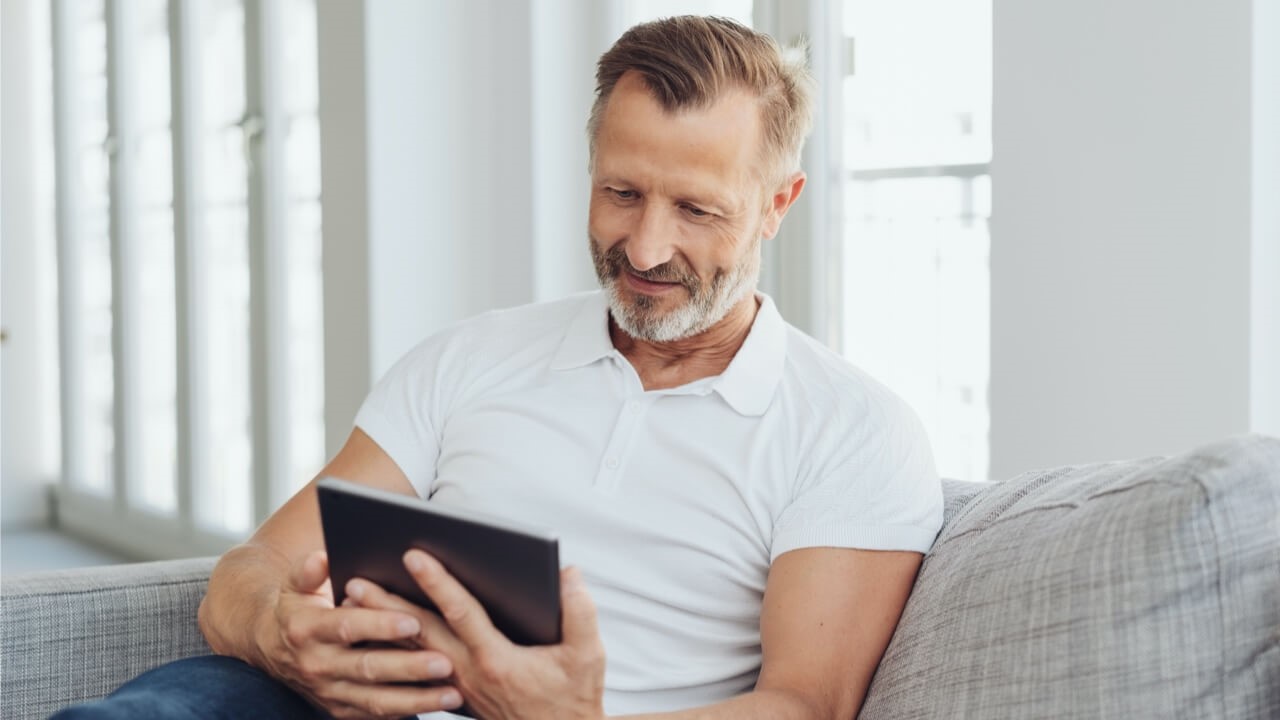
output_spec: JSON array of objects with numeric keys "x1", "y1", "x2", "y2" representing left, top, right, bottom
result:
[{"x1": 317, "y1": 477, "x2": 562, "y2": 646}]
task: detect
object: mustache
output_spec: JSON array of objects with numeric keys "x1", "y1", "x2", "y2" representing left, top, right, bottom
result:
[{"x1": 603, "y1": 244, "x2": 700, "y2": 288}]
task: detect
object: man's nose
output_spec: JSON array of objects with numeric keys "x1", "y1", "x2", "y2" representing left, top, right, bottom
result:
[{"x1": 625, "y1": 204, "x2": 677, "y2": 272}]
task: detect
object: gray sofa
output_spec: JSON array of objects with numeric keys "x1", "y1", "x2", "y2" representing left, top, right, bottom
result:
[{"x1": 3, "y1": 435, "x2": 1277, "y2": 719}]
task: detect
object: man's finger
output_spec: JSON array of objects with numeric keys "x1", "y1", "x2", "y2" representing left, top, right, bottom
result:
[
  {"x1": 346, "y1": 578, "x2": 464, "y2": 656},
  {"x1": 404, "y1": 549, "x2": 501, "y2": 650},
  {"x1": 297, "y1": 605, "x2": 424, "y2": 646},
  {"x1": 323, "y1": 679, "x2": 464, "y2": 717},
  {"x1": 331, "y1": 646, "x2": 454, "y2": 684},
  {"x1": 346, "y1": 578, "x2": 419, "y2": 614},
  {"x1": 559, "y1": 566, "x2": 601, "y2": 650}
]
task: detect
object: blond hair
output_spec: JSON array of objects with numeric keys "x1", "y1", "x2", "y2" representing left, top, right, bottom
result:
[{"x1": 587, "y1": 16, "x2": 815, "y2": 189}]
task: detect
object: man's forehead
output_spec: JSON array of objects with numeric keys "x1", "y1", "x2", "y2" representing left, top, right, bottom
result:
[{"x1": 595, "y1": 75, "x2": 765, "y2": 188}]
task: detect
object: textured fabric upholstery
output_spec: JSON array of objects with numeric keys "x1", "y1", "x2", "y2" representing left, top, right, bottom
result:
[
  {"x1": 941, "y1": 478, "x2": 990, "y2": 526},
  {"x1": 860, "y1": 435, "x2": 1280, "y2": 720},
  {"x1": 0, "y1": 556, "x2": 216, "y2": 720}
]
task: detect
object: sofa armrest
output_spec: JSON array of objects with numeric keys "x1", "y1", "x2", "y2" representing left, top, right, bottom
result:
[{"x1": 0, "y1": 556, "x2": 217, "y2": 720}]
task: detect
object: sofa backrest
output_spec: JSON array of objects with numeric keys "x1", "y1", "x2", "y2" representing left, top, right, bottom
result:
[
  {"x1": 942, "y1": 478, "x2": 990, "y2": 525},
  {"x1": 861, "y1": 434, "x2": 1280, "y2": 719}
]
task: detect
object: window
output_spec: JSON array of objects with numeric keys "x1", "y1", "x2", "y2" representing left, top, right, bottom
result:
[
  {"x1": 49, "y1": 0, "x2": 324, "y2": 556},
  {"x1": 840, "y1": 0, "x2": 992, "y2": 481}
]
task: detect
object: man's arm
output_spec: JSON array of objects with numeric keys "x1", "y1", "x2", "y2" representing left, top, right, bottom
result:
[
  {"x1": 350, "y1": 544, "x2": 922, "y2": 720},
  {"x1": 198, "y1": 428, "x2": 467, "y2": 717},
  {"x1": 640, "y1": 546, "x2": 921, "y2": 719}
]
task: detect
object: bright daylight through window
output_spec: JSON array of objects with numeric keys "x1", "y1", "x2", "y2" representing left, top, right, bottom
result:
[
  {"x1": 841, "y1": 0, "x2": 992, "y2": 482},
  {"x1": 46, "y1": 0, "x2": 325, "y2": 553}
]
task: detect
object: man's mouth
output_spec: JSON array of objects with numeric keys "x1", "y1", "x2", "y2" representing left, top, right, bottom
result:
[{"x1": 622, "y1": 270, "x2": 684, "y2": 294}]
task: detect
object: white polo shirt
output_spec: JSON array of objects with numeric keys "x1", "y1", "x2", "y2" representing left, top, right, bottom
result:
[{"x1": 354, "y1": 290, "x2": 942, "y2": 716}]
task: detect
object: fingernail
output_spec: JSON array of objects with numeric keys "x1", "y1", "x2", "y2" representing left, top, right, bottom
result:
[
  {"x1": 427, "y1": 659, "x2": 450, "y2": 677},
  {"x1": 397, "y1": 617, "x2": 420, "y2": 636},
  {"x1": 440, "y1": 690, "x2": 462, "y2": 709},
  {"x1": 404, "y1": 551, "x2": 426, "y2": 572},
  {"x1": 564, "y1": 566, "x2": 583, "y2": 589},
  {"x1": 346, "y1": 581, "x2": 364, "y2": 600}
]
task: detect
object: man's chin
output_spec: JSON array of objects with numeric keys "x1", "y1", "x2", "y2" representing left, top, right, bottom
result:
[
  {"x1": 615, "y1": 307, "x2": 712, "y2": 343},
  {"x1": 609, "y1": 301, "x2": 678, "y2": 340},
  {"x1": 616, "y1": 319, "x2": 694, "y2": 344},
  {"x1": 605, "y1": 281, "x2": 714, "y2": 341}
]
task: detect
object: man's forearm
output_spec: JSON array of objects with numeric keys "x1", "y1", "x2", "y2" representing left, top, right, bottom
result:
[
  {"x1": 618, "y1": 687, "x2": 830, "y2": 720},
  {"x1": 198, "y1": 542, "x2": 291, "y2": 668}
]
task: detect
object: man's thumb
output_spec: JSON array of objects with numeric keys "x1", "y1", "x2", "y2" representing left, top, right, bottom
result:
[
  {"x1": 560, "y1": 566, "x2": 600, "y2": 649},
  {"x1": 290, "y1": 550, "x2": 330, "y2": 593}
]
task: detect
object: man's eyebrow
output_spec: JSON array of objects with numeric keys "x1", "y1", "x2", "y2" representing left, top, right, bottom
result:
[
  {"x1": 679, "y1": 192, "x2": 738, "y2": 216},
  {"x1": 594, "y1": 176, "x2": 739, "y2": 215}
]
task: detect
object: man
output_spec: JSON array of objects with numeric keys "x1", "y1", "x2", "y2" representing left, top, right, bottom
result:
[{"x1": 56, "y1": 15, "x2": 941, "y2": 720}]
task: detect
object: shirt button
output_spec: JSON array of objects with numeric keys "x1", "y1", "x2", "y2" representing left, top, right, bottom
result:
[{"x1": 605, "y1": 457, "x2": 619, "y2": 469}]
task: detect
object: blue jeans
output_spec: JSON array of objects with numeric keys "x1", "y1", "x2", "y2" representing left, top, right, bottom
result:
[{"x1": 49, "y1": 655, "x2": 329, "y2": 719}]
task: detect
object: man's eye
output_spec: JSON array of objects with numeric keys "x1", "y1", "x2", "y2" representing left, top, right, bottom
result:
[
  {"x1": 684, "y1": 205, "x2": 709, "y2": 217},
  {"x1": 612, "y1": 189, "x2": 637, "y2": 200}
]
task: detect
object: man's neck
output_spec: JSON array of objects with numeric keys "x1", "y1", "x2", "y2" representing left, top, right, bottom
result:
[{"x1": 610, "y1": 295, "x2": 761, "y2": 391}]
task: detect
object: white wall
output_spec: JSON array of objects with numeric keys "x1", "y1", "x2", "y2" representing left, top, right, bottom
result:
[
  {"x1": 2, "y1": 0, "x2": 54, "y2": 529},
  {"x1": 990, "y1": 0, "x2": 1273, "y2": 477}
]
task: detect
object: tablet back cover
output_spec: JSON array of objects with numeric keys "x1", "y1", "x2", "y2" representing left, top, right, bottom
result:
[{"x1": 317, "y1": 478, "x2": 561, "y2": 646}]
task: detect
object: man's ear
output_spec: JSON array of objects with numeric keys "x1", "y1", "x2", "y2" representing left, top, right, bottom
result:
[{"x1": 761, "y1": 172, "x2": 806, "y2": 240}]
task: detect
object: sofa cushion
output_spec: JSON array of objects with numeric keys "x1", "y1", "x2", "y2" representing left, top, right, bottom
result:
[{"x1": 860, "y1": 435, "x2": 1280, "y2": 719}]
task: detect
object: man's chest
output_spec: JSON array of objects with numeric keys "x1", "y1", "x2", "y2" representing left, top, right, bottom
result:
[{"x1": 426, "y1": 380, "x2": 796, "y2": 617}]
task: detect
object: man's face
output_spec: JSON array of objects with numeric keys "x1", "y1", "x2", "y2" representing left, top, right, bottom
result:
[{"x1": 588, "y1": 72, "x2": 789, "y2": 343}]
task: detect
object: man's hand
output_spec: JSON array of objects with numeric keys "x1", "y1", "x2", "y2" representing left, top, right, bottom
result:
[
  {"x1": 252, "y1": 550, "x2": 466, "y2": 718},
  {"x1": 346, "y1": 549, "x2": 607, "y2": 720}
]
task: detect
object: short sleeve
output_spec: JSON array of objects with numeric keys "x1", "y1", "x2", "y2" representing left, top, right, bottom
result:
[
  {"x1": 353, "y1": 339, "x2": 447, "y2": 498},
  {"x1": 771, "y1": 392, "x2": 944, "y2": 561}
]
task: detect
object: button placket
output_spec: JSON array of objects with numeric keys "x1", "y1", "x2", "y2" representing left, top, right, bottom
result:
[{"x1": 592, "y1": 395, "x2": 650, "y2": 491}]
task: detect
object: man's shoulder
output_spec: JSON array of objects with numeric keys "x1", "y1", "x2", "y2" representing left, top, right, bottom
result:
[
  {"x1": 775, "y1": 326, "x2": 937, "y2": 499},
  {"x1": 777, "y1": 325, "x2": 919, "y2": 427}
]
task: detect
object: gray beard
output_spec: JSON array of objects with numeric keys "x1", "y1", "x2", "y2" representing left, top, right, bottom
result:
[{"x1": 589, "y1": 235, "x2": 760, "y2": 343}]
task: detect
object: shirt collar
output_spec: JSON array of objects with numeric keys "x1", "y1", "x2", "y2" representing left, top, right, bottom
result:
[
  {"x1": 549, "y1": 290, "x2": 788, "y2": 417},
  {"x1": 712, "y1": 293, "x2": 786, "y2": 417},
  {"x1": 550, "y1": 291, "x2": 615, "y2": 370}
]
